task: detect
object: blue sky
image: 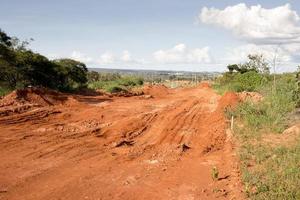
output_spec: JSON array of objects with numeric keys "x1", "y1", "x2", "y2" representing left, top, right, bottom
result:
[{"x1": 1, "y1": 0, "x2": 300, "y2": 72}]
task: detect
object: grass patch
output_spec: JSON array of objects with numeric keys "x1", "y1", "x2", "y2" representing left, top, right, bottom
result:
[
  {"x1": 218, "y1": 73, "x2": 300, "y2": 199},
  {"x1": 240, "y1": 141, "x2": 300, "y2": 199},
  {"x1": 88, "y1": 76, "x2": 143, "y2": 93},
  {"x1": 0, "y1": 86, "x2": 12, "y2": 97}
]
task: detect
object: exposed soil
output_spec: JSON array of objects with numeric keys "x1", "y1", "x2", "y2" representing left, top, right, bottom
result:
[
  {"x1": 0, "y1": 84, "x2": 244, "y2": 200},
  {"x1": 237, "y1": 92, "x2": 263, "y2": 103}
]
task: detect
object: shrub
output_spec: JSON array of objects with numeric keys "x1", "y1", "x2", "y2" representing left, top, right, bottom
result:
[
  {"x1": 105, "y1": 84, "x2": 127, "y2": 93},
  {"x1": 231, "y1": 71, "x2": 267, "y2": 92},
  {"x1": 214, "y1": 71, "x2": 267, "y2": 93},
  {"x1": 117, "y1": 76, "x2": 143, "y2": 86},
  {"x1": 0, "y1": 86, "x2": 12, "y2": 97},
  {"x1": 88, "y1": 75, "x2": 144, "y2": 93}
]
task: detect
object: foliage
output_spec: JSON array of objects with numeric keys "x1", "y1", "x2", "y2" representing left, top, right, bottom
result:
[
  {"x1": 87, "y1": 71, "x2": 100, "y2": 82},
  {"x1": 214, "y1": 71, "x2": 267, "y2": 93},
  {"x1": 87, "y1": 71, "x2": 121, "y2": 83},
  {"x1": 54, "y1": 59, "x2": 88, "y2": 91},
  {"x1": 296, "y1": 66, "x2": 300, "y2": 107},
  {"x1": 0, "y1": 85, "x2": 12, "y2": 97},
  {"x1": 88, "y1": 74, "x2": 143, "y2": 93},
  {"x1": 14, "y1": 50, "x2": 60, "y2": 88},
  {"x1": 227, "y1": 64, "x2": 240, "y2": 73},
  {"x1": 222, "y1": 74, "x2": 300, "y2": 199},
  {"x1": 215, "y1": 53, "x2": 300, "y2": 199},
  {"x1": 232, "y1": 71, "x2": 267, "y2": 92},
  {"x1": 243, "y1": 54, "x2": 270, "y2": 74},
  {"x1": 0, "y1": 29, "x2": 88, "y2": 92},
  {"x1": 105, "y1": 84, "x2": 127, "y2": 93},
  {"x1": 216, "y1": 54, "x2": 271, "y2": 93},
  {"x1": 226, "y1": 54, "x2": 270, "y2": 74}
]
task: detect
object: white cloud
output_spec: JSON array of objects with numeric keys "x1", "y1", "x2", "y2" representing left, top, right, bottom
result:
[
  {"x1": 70, "y1": 51, "x2": 93, "y2": 63},
  {"x1": 97, "y1": 52, "x2": 115, "y2": 64},
  {"x1": 199, "y1": 3, "x2": 300, "y2": 44},
  {"x1": 221, "y1": 44, "x2": 297, "y2": 73},
  {"x1": 120, "y1": 50, "x2": 132, "y2": 62},
  {"x1": 96, "y1": 50, "x2": 146, "y2": 65},
  {"x1": 153, "y1": 43, "x2": 212, "y2": 64},
  {"x1": 226, "y1": 44, "x2": 290, "y2": 64}
]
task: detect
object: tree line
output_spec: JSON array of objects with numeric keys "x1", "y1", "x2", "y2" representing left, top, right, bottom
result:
[{"x1": 0, "y1": 29, "x2": 88, "y2": 92}]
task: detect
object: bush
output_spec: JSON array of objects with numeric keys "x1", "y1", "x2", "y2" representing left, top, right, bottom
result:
[
  {"x1": 117, "y1": 76, "x2": 143, "y2": 86},
  {"x1": 105, "y1": 85, "x2": 127, "y2": 93},
  {"x1": 88, "y1": 75, "x2": 144, "y2": 93},
  {"x1": 232, "y1": 71, "x2": 267, "y2": 92},
  {"x1": 0, "y1": 86, "x2": 12, "y2": 97},
  {"x1": 213, "y1": 71, "x2": 267, "y2": 93}
]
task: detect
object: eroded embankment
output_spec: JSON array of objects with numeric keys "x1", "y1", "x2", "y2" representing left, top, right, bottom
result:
[{"x1": 0, "y1": 85, "x2": 244, "y2": 200}]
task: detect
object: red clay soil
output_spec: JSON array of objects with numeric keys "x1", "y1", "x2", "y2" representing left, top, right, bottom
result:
[
  {"x1": 198, "y1": 81, "x2": 211, "y2": 89},
  {"x1": 0, "y1": 85, "x2": 244, "y2": 200},
  {"x1": 142, "y1": 84, "x2": 170, "y2": 98}
]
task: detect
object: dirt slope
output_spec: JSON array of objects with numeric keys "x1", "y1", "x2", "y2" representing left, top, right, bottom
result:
[{"x1": 0, "y1": 85, "x2": 244, "y2": 200}]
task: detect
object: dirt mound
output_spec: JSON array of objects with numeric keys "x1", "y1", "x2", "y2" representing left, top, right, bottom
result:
[
  {"x1": 238, "y1": 92, "x2": 263, "y2": 103},
  {"x1": 217, "y1": 92, "x2": 240, "y2": 110},
  {"x1": 0, "y1": 87, "x2": 77, "y2": 107},
  {"x1": 198, "y1": 81, "x2": 211, "y2": 89},
  {"x1": 143, "y1": 84, "x2": 170, "y2": 97}
]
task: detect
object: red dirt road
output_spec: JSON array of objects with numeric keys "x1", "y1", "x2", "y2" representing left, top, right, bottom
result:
[{"x1": 0, "y1": 85, "x2": 244, "y2": 200}]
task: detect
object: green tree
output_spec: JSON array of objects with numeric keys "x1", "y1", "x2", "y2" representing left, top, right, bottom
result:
[
  {"x1": 54, "y1": 58, "x2": 88, "y2": 90},
  {"x1": 232, "y1": 71, "x2": 266, "y2": 92},
  {"x1": 14, "y1": 50, "x2": 59, "y2": 88},
  {"x1": 87, "y1": 71, "x2": 100, "y2": 83},
  {"x1": 243, "y1": 54, "x2": 270, "y2": 74},
  {"x1": 227, "y1": 64, "x2": 241, "y2": 73},
  {"x1": 0, "y1": 29, "x2": 18, "y2": 88},
  {"x1": 226, "y1": 54, "x2": 270, "y2": 75},
  {"x1": 0, "y1": 29, "x2": 12, "y2": 47},
  {"x1": 0, "y1": 29, "x2": 88, "y2": 91}
]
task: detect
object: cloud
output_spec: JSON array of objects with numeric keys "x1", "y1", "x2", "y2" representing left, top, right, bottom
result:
[
  {"x1": 70, "y1": 51, "x2": 93, "y2": 63},
  {"x1": 96, "y1": 50, "x2": 145, "y2": 65},
  {"x1": 199, "y1": 3, "x2": 300, "y2": 44},
  {"x1": 120, "y1": 50, "x2": 132, "y2": 62},
  {"x1": 153, "y1": 43, "x2": 212, "y2": 64},
  {"x1": 97, "y1": 52, "x2": 115, "y2": 64},
  {"x1": 224, "y1": 44, "x2": 292, "y2": 65}
]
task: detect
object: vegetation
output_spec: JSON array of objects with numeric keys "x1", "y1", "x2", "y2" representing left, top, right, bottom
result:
[
  {"x1": 87, "y1": 71, "x2": 144, "y2": 93},
  {"x1": 214, "y1": 54, "x2": 300, "y2": 199},
  {"x1": 214, "y1": 54, "x2": 270, "y2": 94},
  {"x1": 0, "y1": 29, "x2": 146, "y2": 96},
  {"x1": 0, "y1": 86, "x2": 12, "y2": 97},
  {"x1": 0, "y1": 29, "x2": 88, "y2": 94},
  {"x1": 231, "y1": 75, "x2": 300, "y2": 199},
  {"x1": 211, "y1": 166, "x2": 219, "y2": 181}
]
